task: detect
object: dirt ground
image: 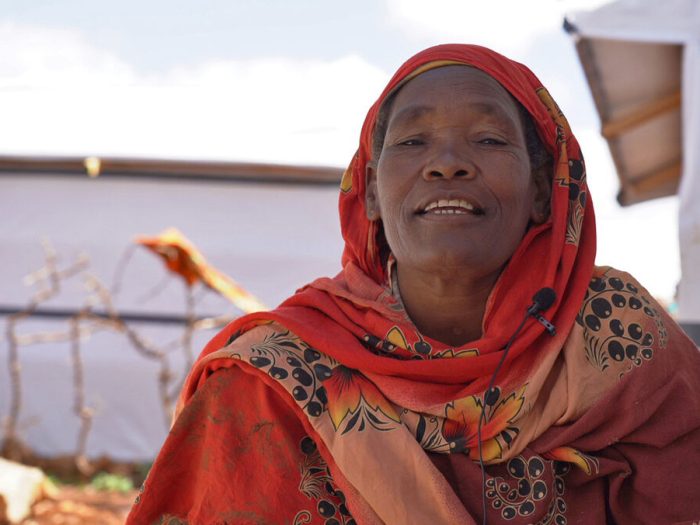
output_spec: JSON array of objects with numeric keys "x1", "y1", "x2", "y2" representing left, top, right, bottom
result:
[{"x1": 22, "y1": 486, "x2": 136, "y2": 525}]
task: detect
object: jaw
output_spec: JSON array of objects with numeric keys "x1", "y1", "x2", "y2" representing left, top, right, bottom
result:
[
  {"x1": 393, "y1": 252, "x2": 505, "y2": 308},
  {"x1": 387, "y1": 211, "x2": 519, "y2": 279}
]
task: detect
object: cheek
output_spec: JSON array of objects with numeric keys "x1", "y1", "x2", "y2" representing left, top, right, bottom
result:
[
  {"x1": 496, "y1": 180, "x2": 537, "y2": 248},
  {"x1": 489, "y1": 160, "x2": 534, "y2": 208},
  {"x1": 375, "y1": 165, "x2": 413, "y2": 219},
  {"x1": 375, "y1": 185, "x2": 414, "y2": 254},
  {"x1": 376, "y1": 189, "x2": 407, "y2": 249}
]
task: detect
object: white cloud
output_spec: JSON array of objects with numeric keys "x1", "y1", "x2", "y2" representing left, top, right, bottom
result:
[
  {"x1": 0, "y1": 18, "x2": 681, "y2": 303},
  {"x1": 0, "y1": 22, "x2": 389, "y2": 166},
  {"x1": 384, "y1": 0, "x2": 613, "y2": 58},
  {"x1": 0, "y1": 22, "x2": 135, "y2": 89},
  {"x1": 385, "y1": 0, "x2": 559, "y2": 57}
]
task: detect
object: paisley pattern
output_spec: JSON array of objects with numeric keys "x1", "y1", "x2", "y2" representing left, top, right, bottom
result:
[
  {"x1": 536, "y1": 86, "x2": 572, "y2": 142},
  {"x1": 362, "y1": 326, "x2": 479, "y2": 360},
  {"x1": 227, "y1": 327, "x2": 530, "y2": 464},
  {"x1": 173, "y1": 265, "x2": 674, "y2": 523},
  {"x1": 577, "y1": 269, "x2": 666, "y2": 377},
  {"x1": 536, "y1": 86, "x2": 587, "y2": 247},
  {"x1": 240, "y1": 330, "x2": 333, "y2": 419},
  {"x1": 127, "y1": 44, "x2": 700, "y2": 525},
  {"x1": 485, "y1": 454, "x2": 574, "y2": 524},
  {"x1": 563, "y1": 158, "x2": 587, "y2": 246},
  {"x1": 297, "y1": 436, "x2": 356, "y2": 525}
]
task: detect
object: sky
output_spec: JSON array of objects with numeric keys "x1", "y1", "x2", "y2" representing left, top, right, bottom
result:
[{"x1": 0, "y1": 0, "x2": 680, "y2": 302}]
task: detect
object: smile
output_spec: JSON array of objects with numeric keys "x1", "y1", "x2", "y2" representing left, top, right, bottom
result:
[{"x1": 421, "y1": 199, "x2": 484, "y2": 216}]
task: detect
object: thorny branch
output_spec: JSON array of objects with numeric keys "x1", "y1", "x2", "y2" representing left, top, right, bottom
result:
[
  {"x1": 4, "y1": 240, "x2": 88, "y2": 460},
  {"x1": 1, "y1": 240, "x2": 232, "y2": 472}
]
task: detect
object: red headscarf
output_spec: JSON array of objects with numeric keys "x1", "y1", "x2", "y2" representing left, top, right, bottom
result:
[
  {"x1": 131, "y1": 45, "x2": 700, "y2": 525},
  {"x1": 194, "y1": 44, "x2": 595, "y2": 397}
]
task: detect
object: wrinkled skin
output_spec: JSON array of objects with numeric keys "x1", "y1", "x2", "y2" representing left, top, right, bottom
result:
[{"x1": 365, "y1": 66, "x2": 549, "y2": 345}]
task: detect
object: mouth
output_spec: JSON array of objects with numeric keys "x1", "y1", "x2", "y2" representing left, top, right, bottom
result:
[{"x1": 419, "y1": 198, "x2": 485, "y2": 216}]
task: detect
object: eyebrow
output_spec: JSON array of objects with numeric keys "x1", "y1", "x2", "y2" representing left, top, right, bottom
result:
[
  {"x1": 388, "y1": 105, "x2": 434, "y2": 128},
  {"x1": 388, "y1": 101, "x2": 517, "y2": 130}
]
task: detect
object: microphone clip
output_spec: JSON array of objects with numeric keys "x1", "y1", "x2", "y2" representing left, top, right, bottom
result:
[
  {"x1": 534, "y1": 313, "x2": 556, "y2": 336},
  {"x1": 527, "y1": 288, "x2": 557, "y2": 337}
]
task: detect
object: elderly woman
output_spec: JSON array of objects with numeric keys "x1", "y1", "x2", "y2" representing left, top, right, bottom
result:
[{"x1": 127, "y1": 45, "x2": 700, "y2": 524}]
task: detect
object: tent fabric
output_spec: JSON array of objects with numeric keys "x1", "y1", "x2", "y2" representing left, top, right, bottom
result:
[
  {"x1": 568, "y1": 0, "x2": 698, "y2": 43},
  {"x1": 572, "y1": 37, "x2": 682, "y2": 206},
  {"x1": 567, "y1": 0, "x2": 700, "y2": 326},
  {"x1": 0, "y1": 173, "x2": 343, "y2": 461}
]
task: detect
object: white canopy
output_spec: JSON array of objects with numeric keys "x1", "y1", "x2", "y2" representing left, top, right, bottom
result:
[
  {"x1": 567, "y1": 0, "x2": 700, "y2": 336},
  {"x1": 0, "y1": 159, "x2": 344, "y2": 462}
]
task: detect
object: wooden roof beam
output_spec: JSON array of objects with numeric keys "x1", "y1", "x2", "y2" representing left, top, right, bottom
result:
[
  {"x1": 602, "y1": 91, "x2": 681, "y2": 139},
  {"x1": 618, "y1": 160, "x2": 681, "y2": 206},
  {"x1": 0, "y1": 155, "x2": 344, "y2": 186}
]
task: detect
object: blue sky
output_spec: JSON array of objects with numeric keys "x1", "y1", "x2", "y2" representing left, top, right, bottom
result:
[
  {"x1": 0, "y1": 0, "x2": 680, "y2": 301},
  {"x1": 3, "y1": 0, "x2": 403, "y2": 71}
]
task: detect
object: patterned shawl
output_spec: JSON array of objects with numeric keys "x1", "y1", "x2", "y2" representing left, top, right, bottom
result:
[
  {"x1": 128, "y1": 45, "x2": 700, "y2": 525},
  {"x1": 189, "y1": 42, "x2": 597, "y2": 450}
]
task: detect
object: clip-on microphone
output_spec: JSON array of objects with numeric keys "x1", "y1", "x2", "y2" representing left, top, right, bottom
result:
[
  {"x1": 477, "y1": 287, "x2": 556, "y2": 525},
  {"x1": 527, "y1": 288, "x2": 557, "y2": 336}
]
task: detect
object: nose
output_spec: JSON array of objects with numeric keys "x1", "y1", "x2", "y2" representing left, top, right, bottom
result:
[{"x1": 421, "y1": 142, "x2": 476, "y2": 181}]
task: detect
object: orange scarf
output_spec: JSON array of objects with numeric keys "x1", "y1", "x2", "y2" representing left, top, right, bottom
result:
[
  {"x1": 128, "y1": 45, "x2": 700, "y2": 525},
  {"x1": 185, "y1": 43, "x2": 596, "y2": 419}
]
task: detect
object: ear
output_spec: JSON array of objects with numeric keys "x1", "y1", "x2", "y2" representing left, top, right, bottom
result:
[
  {"x1": 365, "y1": 161, "x2": 381, "y2": 221},
  {"x1": 529, "y1": 165, "x2": 552, "y2": 225}
]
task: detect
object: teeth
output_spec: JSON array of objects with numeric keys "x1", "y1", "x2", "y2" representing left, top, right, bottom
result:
[
  {"x1": 432, "y1": 208, "x2": 467, "y2": 214},
  {"x1": 423, "y1": 199, "x2": 476, "y2": 213}
]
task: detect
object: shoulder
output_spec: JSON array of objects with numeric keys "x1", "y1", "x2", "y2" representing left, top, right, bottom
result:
[
  {"x1": 129, "y1": 361, "x2": 349, "y2": 525},
  {"x1": 574, "y1": 265, "x2": 698, "y2": 379},
  {"x1": 194, "y1": 320, "x2": 334, "y2": 422}
]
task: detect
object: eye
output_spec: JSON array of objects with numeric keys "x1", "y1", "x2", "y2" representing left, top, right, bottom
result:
[
  {"x1": 397, "y1": 138, "x2": 424, "y2": 146},
  {"x1": 479, "y1": 137, "x2": 507, "y2": 146}
]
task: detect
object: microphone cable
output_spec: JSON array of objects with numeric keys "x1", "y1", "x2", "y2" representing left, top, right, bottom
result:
[{"x1": 477, "y1": 288, "x2": 556, "y2": 525}]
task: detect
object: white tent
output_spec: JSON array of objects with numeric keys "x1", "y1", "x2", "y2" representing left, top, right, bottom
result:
[
  {"x1": 566, "y1": 0, "x2": 700, "y2": 342},
  {"x1": 0, "y1": 156, "x2": 345, "y2": 462}
]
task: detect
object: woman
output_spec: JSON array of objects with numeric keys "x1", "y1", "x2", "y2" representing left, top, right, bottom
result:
[{"x1": 127, "y1": 45, "x2": 700, "y2": 524}]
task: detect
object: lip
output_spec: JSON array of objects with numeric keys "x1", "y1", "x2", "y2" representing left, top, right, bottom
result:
[
  {"x1": 414, "y1": 193, "x2": 485, "y2": 216},
  {"x1": 417, "y1": 211, "x2": 483, "y2": 224}
]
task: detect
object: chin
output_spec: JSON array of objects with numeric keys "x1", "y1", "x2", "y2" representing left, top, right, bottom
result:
[{"x1": 410, "y1": 248, "x2": 501, "y2": 276}]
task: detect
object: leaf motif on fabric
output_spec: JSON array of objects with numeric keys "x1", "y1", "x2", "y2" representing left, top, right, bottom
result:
[
  {"x1": 400, "y1": 410, "x2": 450, "y2": 453},
  {"x1": 536, "y1": 87, "x2": 572, "y2": 139},
  {"x1": 156, "y1": 516, "x2": 189, "y2": 524},
  {"x1": 296, "y1": 436, "x2": 355, "y2": 524},
  {"x1": 565, "y1": 197, "x2": 584, "y2": 246},
  {"x1": 386, "y1": 326, "x2": 409, "y2": 350},
  {"x1": 340, "y1": 163, "x2": 353, "y2": 193},
  {"x1": 441, "y1": 385, "x2": 526, "y2": 461},
  {"x1": 544, "y1": 446, "x2": 600, "y2": 476},
  {"x1": 298, "y1": 436, "x2": 332, "y2": 500},
  {"x1": 433, "y1": 347, "x2": 479, "y2": 358},
  {"x1": 323, "y1": 366, "x2": 400, "y2": 434}
]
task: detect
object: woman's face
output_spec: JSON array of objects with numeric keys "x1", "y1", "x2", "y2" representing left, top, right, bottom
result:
[{"x1": 365, "y1": 65, "x2": 544, "y2": 281}]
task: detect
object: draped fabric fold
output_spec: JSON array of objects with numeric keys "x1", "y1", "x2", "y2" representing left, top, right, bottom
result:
[{"x1": 127, "y1": 44, "x2": 700, "y2": 525}]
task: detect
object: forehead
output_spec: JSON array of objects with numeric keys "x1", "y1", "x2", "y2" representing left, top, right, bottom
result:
[{"x1": 387, "y1": 65, "x2": 521, "y2": 125}]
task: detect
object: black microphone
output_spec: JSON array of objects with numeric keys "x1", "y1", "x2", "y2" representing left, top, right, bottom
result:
[
  {"x1": 477, "y1": 287, "x2": 557, "y2": 525},
  {"x1": 527, "y1": 287, "x2": 556, "y2": 315},
  {"x1": 527, "y1": 287, "x2": 556, "y2": 336}
]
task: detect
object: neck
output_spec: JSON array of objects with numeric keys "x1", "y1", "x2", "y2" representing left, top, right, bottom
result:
[{"x1": 395, "y1": 264, "x2": 498, "y2": 347}]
